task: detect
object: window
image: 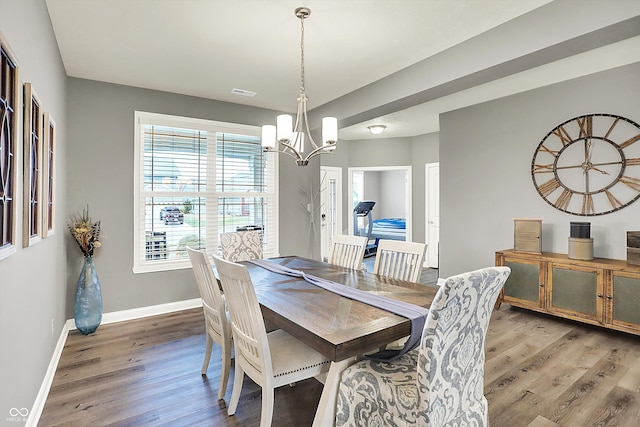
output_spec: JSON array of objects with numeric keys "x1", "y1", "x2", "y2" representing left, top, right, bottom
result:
[
  {"x1": 42, "y1": 113, "x2": 56, "y2": 237},
  {"x1": 0, "y1": 32, "x2": 18, "y2": 260},
  {"x1": 134, "y1": 112, "x2": 278, "y2": 273}
]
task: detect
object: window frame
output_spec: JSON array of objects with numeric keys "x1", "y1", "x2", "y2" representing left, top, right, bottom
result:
[
  {"x1": 133, "y1": 111, "x2": 279, "y2": 273},
  {"x1": 0, "y1": 31, "x2": 19, "y2": 260}
]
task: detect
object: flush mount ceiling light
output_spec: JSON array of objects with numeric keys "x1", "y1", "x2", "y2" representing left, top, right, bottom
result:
[
  {"x1": 261, "y1": 7, "x2": 338, "y2": 166},
  {"x1": 368, "y1": 125, "x2": 387, "y2": 135}
]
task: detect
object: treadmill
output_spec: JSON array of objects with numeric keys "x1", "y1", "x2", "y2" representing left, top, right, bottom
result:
[{"x1": 353, "y1": 200, "x2": 377, "y2": 257}]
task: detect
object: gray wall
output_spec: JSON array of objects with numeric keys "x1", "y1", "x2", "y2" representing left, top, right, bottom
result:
[
  {"x1": 365, "y1": 170, "x2": 406, "y2": 220},
  {"x1": 0, "y1": 0, "x2": 68, "y2": 419},
  {"x1": 66, "y1": 77, "x2": 320, "y2": 316},
  {"x1": 439, "y1": 62, "x2": 640, "y2": 278}
]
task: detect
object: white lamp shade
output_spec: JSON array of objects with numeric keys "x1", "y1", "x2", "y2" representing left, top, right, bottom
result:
[
  {"x1": 261, "y1": 125, "x2": 276, "y2": 149},
  {"x1": 292, "y1": 132, "x2": 304, "y2": 153},
  {"x1": 322, "y1": 117, "x2": 338, "y2": 145},
  {"x1": 277, "y1": 114, "x2": 293, "y2": 142}
]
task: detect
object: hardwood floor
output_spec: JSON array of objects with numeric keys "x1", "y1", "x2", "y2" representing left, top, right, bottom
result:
[{"x1": 39, "y1": 281, "x2": 640, "y2": 426}]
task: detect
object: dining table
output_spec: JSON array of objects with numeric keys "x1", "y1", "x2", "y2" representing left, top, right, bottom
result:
[{"x1": 243, "y1": 255, "x2": 440, "y2": 427}]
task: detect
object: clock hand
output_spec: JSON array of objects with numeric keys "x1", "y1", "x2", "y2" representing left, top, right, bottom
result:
[{"x1": 589, "y1": 165, "x2": 610, "y2": 175}]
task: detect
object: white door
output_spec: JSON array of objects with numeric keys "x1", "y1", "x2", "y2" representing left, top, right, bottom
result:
[
  {"x1": 426, "y1": 163, "x2": 440, "y2": 268},
  {"x1": 320, "y1": 167, "x2": 342, "y2": 261}
]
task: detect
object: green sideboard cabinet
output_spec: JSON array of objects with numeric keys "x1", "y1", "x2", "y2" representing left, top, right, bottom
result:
[{"x1": 496, "y1": 249, "x2": 640, "y2": 336}]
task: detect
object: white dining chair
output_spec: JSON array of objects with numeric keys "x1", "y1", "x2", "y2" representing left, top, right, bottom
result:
[
  {"x1": 327, "y1": 234, "x2": 368, "y2": 270},
  {"x1": 186, "y1": 247, "x2": 233, "y2": 400},
  {"x1": 373, "y1": 239, "x2": 427, "y2": 282},
  {"x1": 336, "y1": 266, "x2": 511, "y2": 427},
  {"x1": 220, "y1": 230, "x2": 263, "y2": 262},
  {"x1": 212, "y1": 255, "x2": 331, "y2": 427}
]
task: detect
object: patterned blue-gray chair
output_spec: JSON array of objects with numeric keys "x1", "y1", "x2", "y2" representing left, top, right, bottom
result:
[
  {"x1": 336, "y1": 266, "x2": 511, "y2": 427},
  {"x1": 220, "y1": 230, "x2": 262, "y2": 262}
]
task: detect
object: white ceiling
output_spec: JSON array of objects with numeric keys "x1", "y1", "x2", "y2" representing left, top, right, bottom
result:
[{"x1": 45, "y1": 0, "x2": 639, "y2": 140}]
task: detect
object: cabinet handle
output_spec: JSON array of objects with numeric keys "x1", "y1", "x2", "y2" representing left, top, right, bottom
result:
[
  {"x1": 597, "y1": 294, "x2": 603, "y2": 298},
  {"x1": 607, "y1": 296, "x2": 613, "y2": 300},
  {"x1": 539, "y1": 283, "x2": 544, "y2": 287}
]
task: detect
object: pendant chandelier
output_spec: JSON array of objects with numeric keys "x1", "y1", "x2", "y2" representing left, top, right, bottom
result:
[{"x1": 261, "y1": 7, "x2": 338, "y2": 166}]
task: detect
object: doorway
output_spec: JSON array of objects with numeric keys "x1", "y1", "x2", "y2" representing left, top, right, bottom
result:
[
  {"x1": 320, "y1": 166, "x2": 342, "y2": 261},
  {"x1": 347, "y1": 166, "x2": 412, "y2": 241}
]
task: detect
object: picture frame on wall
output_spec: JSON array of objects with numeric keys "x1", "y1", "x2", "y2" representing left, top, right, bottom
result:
[{"x1": 23, "y1": 82, "x2": 43, "y2": 247}]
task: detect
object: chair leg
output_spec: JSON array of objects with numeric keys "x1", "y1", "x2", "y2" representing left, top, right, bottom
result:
[
  {"x1": 201, "y1": 334, "x2": 213, "y2": 375},
  {"x1": 260, "y1": 385, "x2": 274, "y2": 427},
  {"x1": 228, "y1": 363, "x2": 245, "y2": 416},
  {"x1": 218, "y1": 341, "x2": 231, "y2": 400}
]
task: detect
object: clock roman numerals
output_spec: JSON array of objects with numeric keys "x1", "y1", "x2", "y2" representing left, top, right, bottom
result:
[
  {"x1": 538, "y1": 177, "x2": 560, "y2": 197},
  {"x1": 627, "y1": 158, "x2": 640, "y2": 166},
  {"x1": 552, "y1": 125, "x2": 572, "y2": 146},
  {"x1": 620, "y1": 133, "x2": 640, "y2": 149},
  {"x1": 577, "y1": 116, "x2": 592, "y2": 138},
  {"x1": 582, "y1": 194, "x2": 594, "y2": 215},
  {"x1": 538, "y1": 143, "x2": 559, "y2": 157},
  {"x1": 603, "y1": 117, "x2": 620, "y2": 139},
  {"x1": 620, "y1": 175, "x2": 640, "y2": 192},
  {"x1": 533, "y1": 163, "x2": 554, "y2": 173},
  {"x1": 604, "y1": 189, "x2": 623, "y2": 210},
  {"x1": 554, "y1": 189, "x2": 572, "y2": 210}
]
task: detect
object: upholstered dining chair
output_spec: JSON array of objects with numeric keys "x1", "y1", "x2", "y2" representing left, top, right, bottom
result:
[
  {"x1": 212, "y1": 255, "x2": 331, "y2": 427},
  {"x1": 373, "y1": 239, "x2": 427, "y2": 282},
  {"x1": 335, "y1": 266, "x2": 511, "y2": 427},
  {"x1": 220, "y1": 230, "x2": 263, "y2": 262},
  {"x1": 327, "y1": 234, "x2": 368, "y2": 270},
  {"x1": 186, "y1": 247, "x2": 233, "y2": 400}
]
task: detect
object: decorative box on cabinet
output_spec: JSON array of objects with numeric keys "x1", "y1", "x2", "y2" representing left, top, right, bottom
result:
[{"x1": 495, "y1": 249, "x2": 640, "y2": 336}]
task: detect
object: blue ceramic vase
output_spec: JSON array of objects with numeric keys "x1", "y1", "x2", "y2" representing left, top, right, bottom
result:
[{"x1": 74, "y1": 256, "x2": 103, "y2": 335}]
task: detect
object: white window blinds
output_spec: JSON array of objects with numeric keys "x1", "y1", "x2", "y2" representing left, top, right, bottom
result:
[{"x1": 134, "y1": 112, "x2": 278, "y2": 273}]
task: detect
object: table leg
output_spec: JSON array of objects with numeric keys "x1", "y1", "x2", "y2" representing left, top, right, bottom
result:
[{"x1": 313, "y1": 357, "x2": 355, "y2": 427}]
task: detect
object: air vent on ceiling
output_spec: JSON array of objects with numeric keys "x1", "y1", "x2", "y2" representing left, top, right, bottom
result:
[{"x1": 231, "y1": 88, "x2": 257, "y2": 97}]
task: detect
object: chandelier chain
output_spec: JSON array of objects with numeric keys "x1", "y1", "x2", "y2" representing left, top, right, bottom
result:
[{"x1": 299, "y1": 14, "x2": 306, "y2": 95}]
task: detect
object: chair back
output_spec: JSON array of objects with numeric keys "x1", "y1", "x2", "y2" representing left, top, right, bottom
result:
[
  {"x1": 417, "y1": 266, "x2": 511, "y2": 426},
  {"x1": 220, "y1": 230, "x2": 263, "y2": 262},
  {"x1": 212, "y1": 255, "x2": 273, "y2": 382},
  {"x1": 327, "y1": 234, "x2": 368, "y2": 269},
  {"x1": 372, "y1": 239, "x2": 426, "y2": 282},
  {"x1": 186, "y1": 247, "x2": 231, "y2": 346}
]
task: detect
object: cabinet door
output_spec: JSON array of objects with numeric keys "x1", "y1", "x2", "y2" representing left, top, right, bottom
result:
[
  {"x1": 549, "y1": 264, "x2": 603, "y2": 323},
  {"x1": 502, "y1": 258, "x2": 544, "y2": 309},
  {"x1": 610, "y1": 272, "x2": 640, "y2": 331}
]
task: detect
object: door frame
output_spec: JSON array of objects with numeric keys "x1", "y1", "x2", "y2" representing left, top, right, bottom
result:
[
  {"x1": 320, "y1": 166, "x2": 343, "y2": 261},
  {"x1": 425, "y1": 162, "x2": 439, "y2": 268}
]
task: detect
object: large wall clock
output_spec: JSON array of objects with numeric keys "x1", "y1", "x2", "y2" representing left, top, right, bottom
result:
[{"x1": 531, "y1": 113, "x2": 640, "y2": 216}]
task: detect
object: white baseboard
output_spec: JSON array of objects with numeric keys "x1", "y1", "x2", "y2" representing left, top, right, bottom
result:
[
  {"x1": 26, "y1": 298, "x2": 203, "y2": 427},
  {"x1": 26, "y1": 321, "x2": 70, "y2": 427}
]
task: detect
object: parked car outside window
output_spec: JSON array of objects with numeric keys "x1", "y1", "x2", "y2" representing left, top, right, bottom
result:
[{"x1": 159, "y1": 206, "x2": 184, "y2": 225}]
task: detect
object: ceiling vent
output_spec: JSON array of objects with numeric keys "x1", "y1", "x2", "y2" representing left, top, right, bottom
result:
[{"x1": 231, "y1": 88, "x2": 256, "y2": 97}]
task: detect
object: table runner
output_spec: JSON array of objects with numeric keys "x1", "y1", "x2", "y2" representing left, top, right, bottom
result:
[{"x1": 248, "y1": 258, "x2": 429, "y2": 361}]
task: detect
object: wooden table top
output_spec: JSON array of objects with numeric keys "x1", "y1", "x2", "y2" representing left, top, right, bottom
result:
[{"x1": 244, "y1": 256, "x2": 439, "y2": 362}]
